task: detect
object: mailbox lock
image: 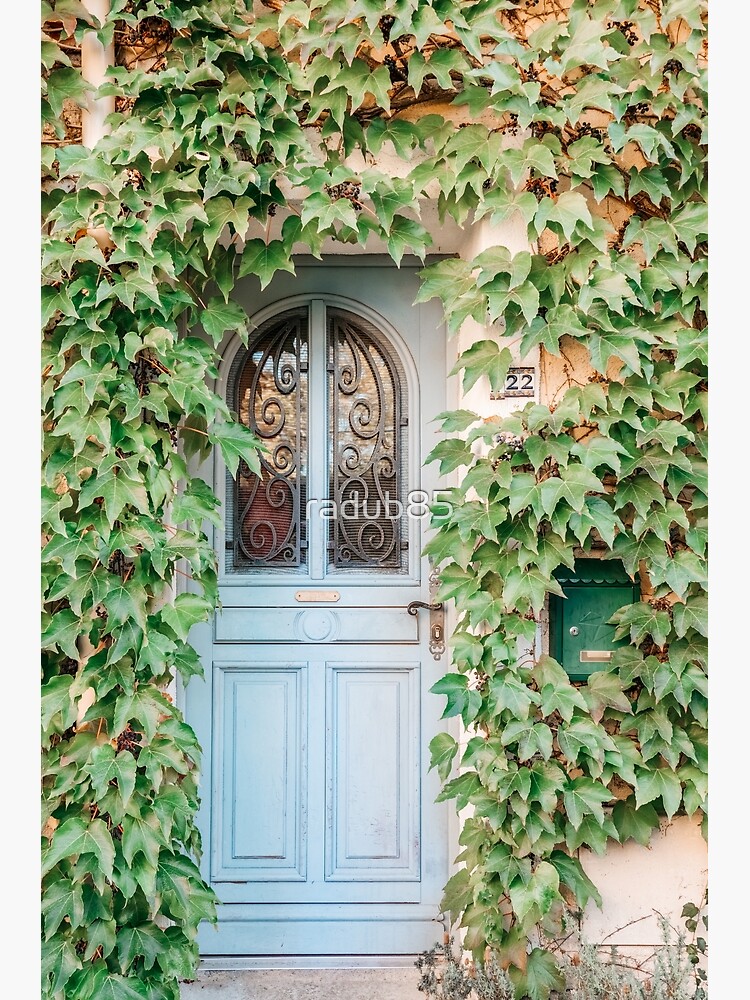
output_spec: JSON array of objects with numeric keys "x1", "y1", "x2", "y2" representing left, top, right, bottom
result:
[{"x1": 569, "y1": 626, "x2": 579, "y2": 636}]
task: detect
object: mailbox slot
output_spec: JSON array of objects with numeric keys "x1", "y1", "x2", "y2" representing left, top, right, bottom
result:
[{"x1": 549, "y1": 560, "x2": 640, "y2": 680}]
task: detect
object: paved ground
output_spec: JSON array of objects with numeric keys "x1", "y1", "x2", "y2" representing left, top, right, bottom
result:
[{"x1": 181, "y1": 969, "x2": 424, "y2": 999}]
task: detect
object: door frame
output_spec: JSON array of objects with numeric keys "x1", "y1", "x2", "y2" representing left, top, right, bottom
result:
[{"x1": 175, "y1": 255, "x2": 462, "y2": 968}]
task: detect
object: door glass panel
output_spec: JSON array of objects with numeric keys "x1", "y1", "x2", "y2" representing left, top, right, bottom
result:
[
  {"x1": 227, "y1": 309, "x2": 308, "y2": 571},
  {"x1": 327, "y1": 309, "x2": 408, "y2": 572}
]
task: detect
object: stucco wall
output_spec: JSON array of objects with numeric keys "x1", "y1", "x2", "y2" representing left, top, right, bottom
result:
[{"x1": 579, "y1": 813, "x2": 707, "y2": 948}]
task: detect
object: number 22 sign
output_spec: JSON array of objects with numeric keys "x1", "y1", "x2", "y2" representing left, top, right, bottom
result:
[{"x1": 490, "y1": 367, "x2": 536, "y2": 399}]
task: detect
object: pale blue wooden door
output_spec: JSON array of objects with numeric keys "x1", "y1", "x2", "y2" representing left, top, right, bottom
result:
[{"x1": 184, "y1": 260, "x2": 449, "y2": 956}]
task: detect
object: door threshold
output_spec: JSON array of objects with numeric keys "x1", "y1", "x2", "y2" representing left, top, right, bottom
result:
[{"x1": 198, "y1": 955, "x2": 420, "y2": 971}]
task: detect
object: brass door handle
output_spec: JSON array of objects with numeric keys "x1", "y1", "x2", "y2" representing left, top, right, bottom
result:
[{"x1": 407, "y1": 600, "x2": 444, "y2": 615}]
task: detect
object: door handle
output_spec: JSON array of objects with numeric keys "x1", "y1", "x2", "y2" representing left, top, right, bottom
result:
[
  {"x1": 406, "y1": 601, "x2": 444, "y2": 615},
  {"x1": 406, "y1": 601, "x2": 445, "y2": 660}
]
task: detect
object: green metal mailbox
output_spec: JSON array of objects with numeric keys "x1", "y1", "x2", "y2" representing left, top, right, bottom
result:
[{"x1": 549, "y1": 560, "x2": 640, "y2": 680}]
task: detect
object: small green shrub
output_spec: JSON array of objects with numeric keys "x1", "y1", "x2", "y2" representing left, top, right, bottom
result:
[
  {"x1": 416, "y1": 910, "x2": 708, "y2": 1000},
  {"x1": 560, "y1": 922, "x2": 695, "y2": 1000},
  {"x1": 416, "y1": 937, "x2": 516, "y2": 1000}
]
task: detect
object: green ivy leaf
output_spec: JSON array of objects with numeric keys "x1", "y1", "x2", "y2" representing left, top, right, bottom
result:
[
  {"x1": 557, "y1": 716, "x2": 616, "y2": 768},
  {"x1": 611, "y1": 799, "x2": 661, "y2": 847},
  {"x1": 425, "y1": 438, "x2": 473, "y2": 475},
  {"x1": 485, "y1": 843, "x2": 531, "y2": 888},
  {"x1": 428, "y1": 732, "x2": 459, "y2": 781},
  {"x1": 41, "y1": 878, "x2": 85, "y2": 939},
  {"x1": 569, "y1": 496, "x2": 621, "y2": 548},
  {"x1": 510, "y1": 861, "x2": 561, "y2": 931},
  {"x1": 199, "y1": 298, "x2": 249, "y2": 346},
  {"x1": 672, "y1": 595, "x2": 708, "y2": 638},
  {"x1": 549, "y1": 851, "x2": 602, "y2": 909},
  {"x1": 173, "y1": 479, "x2": 223, "y2": 530},
  {"x1": 84, "y1": 745, "x2": 138, "y2": 807},
  {"x1": 563, "y1": 777, "x2": 612, "y2": 829},
  {"x1": 565, "y1": 813, "x2": 620, "y2": 854},
  {"x1": 51, "y1": 406, "x2": 111, "y2": 455},
  {"x1": 209, "y1": 421, "x2": 262, "y2": 478},
  {"x1": 439, "y1": 868, "x2": 473, "y2": 925},
  {"x1": 41, "y1": 932, "x2": 82, "y2": 995},
  {"x1": 238, "y1": 239, "x2": 296, "y2": 289},
  {"x1": 540, "y1": 681, "x2": 588, "y2": 724},
  {"x1": 201, "y1": 196, "x2": 254, "y2": 255},
  {"x1": 41, "y1": 610, "x2": 83, "y2": 661},
  {"x1": 156, "y1": 853, "x2": 217, "y2": 925},
  {"x1": 114, "y1": 687, "x2": 173, "y2": 744},
  {"x1": 386, "y1": 216, "x2": 430, "y2": 265},
  {"x1": 104, "y1": 581, "x2": 149, "y2": 631},
  {"x1": 137, "y1": 737, "x2": 191, "y2": 791},
  {"x1": 42, "y1": 816, "x2": 115, "y2": 879},
  {"x1": 83, "y1": 966, "x2": 148, "y2": 1000},
  {"x1": 612, "y1": 602, "x2": 671, "y2": 647},
  {"x1": 489, "y1": 673, "x2": 540, "y2": 720},
  {"x1": 534, "y1": 190, "x2": 594, "y2": 242},
  {"x1": 570, "y1": 435, "x2": 630, "y2": 474},
  {"x1": 635, "y1": 766, "x2": 683, "y2": 819},
  {"x1": 663, "y1": 549, "x2": 707, "y2": 598},
  {"x1": 539, "y1": 466, "x2": 605, "y2": 517},
  {"x1": 82, "y1": 469, "x2": 151, "y2": 529},
  {"x1": 42, "y1": 675, "x2": 77, "y2": 732},
  {"x1": 46, "y1": 67, "x2": 92, "y2": 116},
  {"x1": 160, "y1": 592, "x2": 214, "y2": 643},
  {"x1": 432, "y1": 409, "x2": 481, "y2": 433},
  {"x1": 509, "y1": 947, "x2": 565, "y2": 1000},
  {"x1": 450, "y1": 340, "x2": 513, "y2": 394},
  {"x1": 116, "y1": 923, "x2": 167, "y2": 974},
  {"x1": 122, "y1": 814, "x2": 168, "y2": 869},
  {"x1": 502, "y1": 720, "x2": 554, "y2": 762},
  {"x1": 430, "y1": 674, "x2": 469, "y2": 720},
  {"x1": 583, "y1": 670, "x2": 633, "y2": 722}
]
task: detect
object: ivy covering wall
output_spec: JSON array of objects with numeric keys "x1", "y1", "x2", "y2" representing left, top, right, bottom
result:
[{"x1": 41, "y1": 2, "x2": 707, "y2": 999}]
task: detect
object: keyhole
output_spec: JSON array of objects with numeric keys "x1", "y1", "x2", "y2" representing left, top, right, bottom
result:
[{"x1": 569, "y1": 626, "x2": 579, "y2": 636}]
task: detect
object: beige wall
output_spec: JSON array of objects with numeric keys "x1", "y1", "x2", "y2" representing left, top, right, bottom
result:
[{"x1": 580, "y1": 814, "x2": 707, "y2": 949}]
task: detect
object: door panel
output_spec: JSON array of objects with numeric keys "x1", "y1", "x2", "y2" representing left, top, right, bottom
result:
[
  {"x1": 184, "y1": 260, "x2": 449, "y2": 956},
  {"x1": 326, "y1": 663, "x2": 419, "y2": 881},
  {"x1": 214, "y1": 663, "x2": 307, "y2": 883}
]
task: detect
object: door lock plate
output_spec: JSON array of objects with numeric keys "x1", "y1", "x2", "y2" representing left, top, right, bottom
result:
[
  {"x1": 428, "y1": 564, "x2": 446, "y2": 661},
  {"x1": 405, "y1": 565, "x2": 446, "y2": 660}
]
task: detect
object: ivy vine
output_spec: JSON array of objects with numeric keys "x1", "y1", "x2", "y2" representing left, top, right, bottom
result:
[{"x1": 41, "y1": 2, "x2": 707, "y2": 999}]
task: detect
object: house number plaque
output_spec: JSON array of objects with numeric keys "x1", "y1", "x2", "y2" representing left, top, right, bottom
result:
[{"x1": 490, "y1": 367, "x2": 536, "y2": 400}]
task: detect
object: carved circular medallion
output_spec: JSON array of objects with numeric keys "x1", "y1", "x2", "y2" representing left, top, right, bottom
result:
[{"x1": 294, "y1": 609, "x2": 340, "y2": 642}]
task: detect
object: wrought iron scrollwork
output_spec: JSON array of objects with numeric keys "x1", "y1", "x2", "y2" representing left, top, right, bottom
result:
[
  {"x1": 328, "y1": 311, "x2": 407, "y2": 570},
  {"x1": 234, "y1": 312, "x2": 308, "y2": 568}
]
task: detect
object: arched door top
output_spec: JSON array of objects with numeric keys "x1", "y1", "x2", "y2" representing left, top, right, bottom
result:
[{"x1": 222, "y1": 298, "x2": 416, "y2": 578}]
